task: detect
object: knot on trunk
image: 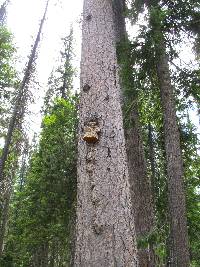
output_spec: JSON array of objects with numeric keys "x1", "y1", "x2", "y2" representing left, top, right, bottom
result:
[
  {"x1": 83, "y1": 84, "x2": 90, "y2": 92},
  {"x1": 85, "y1": 14, "x2": 92, "y2": 21},
  {"x1": 93, "y1": 222, "x2": 103, "y2": 235}
]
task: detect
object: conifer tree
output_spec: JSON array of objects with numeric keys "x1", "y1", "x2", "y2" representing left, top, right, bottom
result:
[
  {"x1": 2, "y1": 29, "x2": 77, "y2": 267},
  {"x1": 0, "y1": 0, "x2": 9, "y2": 25},
  {"x1": 127, "y1": 1, "x2": 200, "y2": 265},
  {"x1": 0, "y1": 0, "x2": 49, "y2": 187},
  {"x1": 114, "y1": 1, "x2": 155, "y2": 265},
  {"x1": 0, "y1": 0, "x2": 49, "y2": 258},
  {"x1": 75, "y1": 0, "x2": 137, "y2": 265}
]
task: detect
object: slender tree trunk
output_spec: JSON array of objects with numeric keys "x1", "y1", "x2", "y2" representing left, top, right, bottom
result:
[
  {"x1": 0, "y1": 188, "x2": 11, "y2": 256},
  {"x1": 61, "y1": 29, "x2": 73, "y2": 99},
  {"x1": 113, "y1": 0, "x2": 126, "y2": 41},
  {"x1": 31, "y1": 243, "x2": 48, "y2": 267},
  {"x1": 0, "y1": 0, "x2": 49, "y2": 185},
  {"x1": 125, "y1": 107, "x2": 155, "y2": 267},
  {"x1": 42, "y1": 242, "x2": 48, "y2": 267},
  {"x1": 75, "y1": 0, "x2": 138, "y2": 266},
  {"x1": 69, "y1": 212, "x2": 76, "y2": 267},
  {"x1": 113, "y1": 1, "x2": 155, "y2": 265},
  {"x1": 0, "y1": 0, "x2": 9, "y2": 25},
  {"x1": 156, "y1": 37, "x2": 190, "y2": 267},
  {"x1": 0, "y1": 0, "x2": 49, "y2": 259},
  {"x1": 148, "y1": 124, "x2": 156, "y2": 201},
  {"x1": 0, "y1": 136, "x2": 20, "y2": 256},
  {"x1": 49, "y1": 241, "x2": 55, "y2": 267}
]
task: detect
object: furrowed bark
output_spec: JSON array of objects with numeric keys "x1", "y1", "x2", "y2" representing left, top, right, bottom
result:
[
  {"x1": 125, "y1": 108, "x2": 155, "y2": 267},
  {"x1": 113, "y1": 1, "x2": 155, "y2": 265},
  {"x1": 148, "y1": 123, "x2": 156, "y2": 202},
  {"x1": 156, "y1": 36, "x2": 190, "y2": 267},
  {"x1": 0, "y1": 188, "x2": 11, "y2": 256},
  {"x1": 0, "y1": 131, "x2": 22, "y2": 256},
  {"x1": 75, "y1": 0, "x2": 137, "y2": 266}
]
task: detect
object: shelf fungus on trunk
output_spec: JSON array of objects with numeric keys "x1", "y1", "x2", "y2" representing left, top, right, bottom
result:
[{"x1": 83, "y1": 121, "x2": 100, "y2": 143}]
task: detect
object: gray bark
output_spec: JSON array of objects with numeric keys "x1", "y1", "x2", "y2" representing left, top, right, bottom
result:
[
  {"x1": 0, "y1": 137, "x2": 21, "y2": 256},
  {"x1": 61, "y1": 29, "x2": 73, "y2": 99},
  {"x1": 148, "y1": 124, "x2": 156, "y2": 203},
  {"x1": 0, "y1": 188, "x2": 11, "y2": 256},
  {"x1": 31, "y1": 243, "x2": 48, "y2": 267},
  {"x1": 75, "y1": 0, "x2": 138, "y2": 266},
  {"x1": 0, "y1": 0, "x2": 9, "y2": 25},
  {"x1": 112, "y1": 0, "x2": 126, "y2": 41},
  {"x1": 113, "y1": 1, "x2": 155, "y2": 265},
  {"x1": 125, "y1": 107, "x2": 155, "y2": 267},
  {"x1": 156, "y1": 37, "x2": 190, "y2": 267}
]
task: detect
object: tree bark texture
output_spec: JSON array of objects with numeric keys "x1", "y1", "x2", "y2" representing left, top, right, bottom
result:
[
  {"x1": 125, "y1": 107, "x2": 155, "y2": 267},
  {"x1": 31, "y1": 243, "x2": 48, "y2": 267},
  {"x1": 112, "y1": 1, "x2": 155, "y2": 265},
  {"x1": 75, "y1": 0, "x2": 138, "y2": 266},
  {"x1": 0, "y1": 1, "x2": 8, "y2": 25},
  {"x1": 148, "y1": 124, "x2": 156, "y2": 195},
  {"x1": 112, "y1": 0, "x2": 126, "y2": 42},
  {"x1": 0, "y1": 148, "x2": 19, "y2": 256},
  {"x1": 0, "y1": 188, "x2": 11, "y2": 256},
  {"x1": 156, "y1": 38, "x2": 190, "y2": 267}
]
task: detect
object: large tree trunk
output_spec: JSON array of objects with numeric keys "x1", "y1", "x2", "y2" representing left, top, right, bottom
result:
[
  {"x1": 156, "y1": 37, "x2": 190, "y2": 267},
  {"x1": 75, "y1": 0, "x2": 138, "y2": 266}
]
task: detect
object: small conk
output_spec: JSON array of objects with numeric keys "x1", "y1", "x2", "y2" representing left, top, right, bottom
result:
[{"x1": 83, "y1": 122, "x2": 100, "y2": 143}]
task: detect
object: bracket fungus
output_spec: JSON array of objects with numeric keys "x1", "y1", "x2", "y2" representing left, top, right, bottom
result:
[{"x1": 83, "y1": 121, "x2": 100, "y2": 143}]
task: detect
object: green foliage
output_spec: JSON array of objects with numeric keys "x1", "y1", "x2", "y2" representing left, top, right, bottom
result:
[
  {"x1": 1, "y1": 28, "x2": 78, "y2": 266},
  {"x1": 124, "y1": 0, "x2": 200, "y2": 265},
  {"x1": 0, "y1": 25, "x2": 20, "y2": 249},
  {"x1": 117, "y1": 23, "x2": 169, "y2": 266},
  {"x1": 137, "y1": 227, "x2": 167, "y2": 266},
  {"x1": 0, "y1": 26, "x2": 16, "y2": 92},
  {"x1": 0, "y1": 2, "x2": 199, "y2": 266},
  {"x1": 44, "y1": 28, "x2": 75, "y2": 113},
  {"x1": 4, "y1": 97, "x2": 78, "y2": 266},
  {"x1": 0, "y1": 25, "x2": 18, "y2": 139},
  {"x1": 179, "y1": 117, "x2": 200, "y2": 266}
]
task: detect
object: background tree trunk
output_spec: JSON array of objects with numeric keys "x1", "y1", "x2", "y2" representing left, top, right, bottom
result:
[
  {"x1": 126, "y1": 108, "x2": 155, "y2": 267},
  {"x1": 0, "y1": 188, "x2": 11, "y2": 256},
  {"x1": 113, "y1": 1, "x2": 155, "y2": 265},
  {"x1": 156, "y1": 37, "x2": 190, "y2": 267},
  {"x1": 0, "y1": 0, "x2": 49, "y2": 185},
  {"x1": 75, "y1": 0, "x2": 138, "y2": 266},
  {"x1": 0, "y1": 0, "x2": 9, "y2": 25}
]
